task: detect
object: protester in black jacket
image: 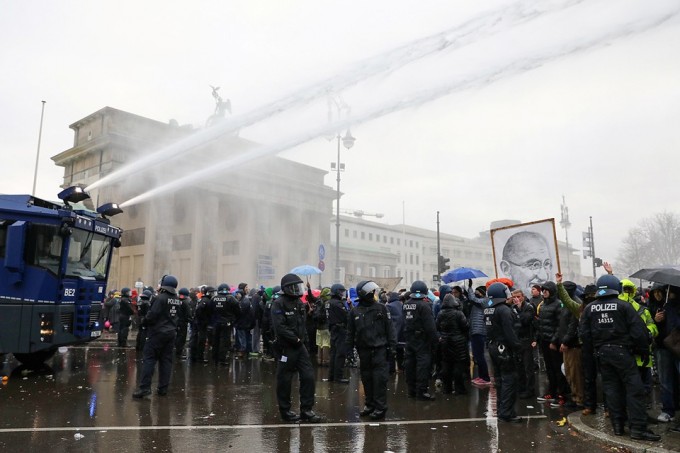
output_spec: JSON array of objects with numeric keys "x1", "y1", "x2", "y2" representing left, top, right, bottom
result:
[
  {"x1": 535, "y1": 281, "x2": 568, "y2": 403},
  {"x1": 436, "y1": 294, "x2": 469, "y2": 395},
  {"x1": 511, "y1": 288, "x2": 536, "y2": 399}
]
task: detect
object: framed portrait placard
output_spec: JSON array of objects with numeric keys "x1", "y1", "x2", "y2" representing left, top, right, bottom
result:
[{"x1": 490, "y1": 218, "x2": 561, "y2": 296}]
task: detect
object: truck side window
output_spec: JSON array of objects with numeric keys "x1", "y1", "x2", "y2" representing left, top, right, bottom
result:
[{"x1": 25, "y1": 224, "x2": 61, "y2": 275}]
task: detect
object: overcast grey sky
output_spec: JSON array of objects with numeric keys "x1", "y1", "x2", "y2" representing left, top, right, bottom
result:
[{"x1": 1, "y1": 0, "x2": 679, "y2": 277}]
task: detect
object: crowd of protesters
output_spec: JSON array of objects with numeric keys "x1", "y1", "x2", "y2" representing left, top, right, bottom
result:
[{"x1": 100, "y1": 265, "x2": 680, "y2": 441}]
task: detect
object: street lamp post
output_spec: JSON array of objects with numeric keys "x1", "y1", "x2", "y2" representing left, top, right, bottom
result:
[{"x1": 334, "y1": 129, "x2": 355, "y2": 284}]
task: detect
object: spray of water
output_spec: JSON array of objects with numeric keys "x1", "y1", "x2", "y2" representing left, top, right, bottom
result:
[
  {"x1": 87, "y1": 0, "x2": 584, "y2": 193},
  {"x1": 120, "y1": 6, "x2": 678, "y2": 209}
]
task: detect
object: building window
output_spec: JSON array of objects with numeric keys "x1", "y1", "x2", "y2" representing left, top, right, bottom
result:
[
  {"x1": 345, "y1": 228, "x2": 349, "y2": 237},
  {"x1": 223, "y1": 240, "x2": 239, "y2": 256},
  {"x1": 353, "y1": 230, "x2": 357, "y2": 238},
  {"x1": 123, "y1": 228, "x2": 145, "y2": 247},
  {"x1": 397, "y1": 238, "x2": 400, "y2": 246},
  {"x1": 361, "y1": 232, "x2": 365, "y2": 240},
  {"x1": 369, "y1": 233, "x2": 373, "y2": 241},
  {"x1": 383, "y1": 235, "x2": 387, "y2": 243},
  {"x1": 410, "y1": 240, "x2": 413, "y2": 247},
  {"x1": 383, "y1": 268, "x2": 390, "y2": 278},
  {"x1": 391, "y1": 237, "x2": 394, "y2": 244},
  {"x1": 416, "y1": 255, "x2": 419, "y2": 265},
  {"x1": 410, "y1": 254, "x2": 414, "y2": 265}
]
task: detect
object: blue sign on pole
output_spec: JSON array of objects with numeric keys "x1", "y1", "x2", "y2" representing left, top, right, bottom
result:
[{"x1": 318, "y1": 244, "x2": 325, "y2": 260}]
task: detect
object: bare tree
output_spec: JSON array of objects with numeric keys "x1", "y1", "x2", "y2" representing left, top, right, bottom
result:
[{"x1": 617, "y1": 211, "x2": 680, "y2": 274}]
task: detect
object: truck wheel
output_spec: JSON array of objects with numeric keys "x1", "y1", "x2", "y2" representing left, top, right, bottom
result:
[{"x1": 13, "y1": 349, "x2": 57, "y2": 368}]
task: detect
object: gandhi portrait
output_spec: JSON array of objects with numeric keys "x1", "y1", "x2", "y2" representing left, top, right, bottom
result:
[{"x1": 491, "y1": 219, "x2": 559, "y2": 297}]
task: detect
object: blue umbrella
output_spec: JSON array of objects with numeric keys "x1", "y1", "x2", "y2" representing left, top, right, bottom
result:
[
  {"x1": 441, "y1": 267, "x2": 488, "y2": 284},
  {"x1": 290, "y1": 264, "x2": 323, "y2": 276}
]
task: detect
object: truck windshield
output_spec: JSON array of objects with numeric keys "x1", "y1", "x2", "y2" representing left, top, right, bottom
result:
[{"x1": 65, "y1": 229, "x2": 111, "y2": 280}]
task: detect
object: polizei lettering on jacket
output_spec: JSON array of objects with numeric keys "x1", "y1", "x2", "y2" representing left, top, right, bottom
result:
[
  {"x1": 403, "y1": 304, "x2": 416, "y2": 320},
  {"x1": 590, "y1": 303, "x2": 618, "y2": 312},
  {"x1": 167, "y1": 297, "x2": 181, "y2": 315},
  {"x1": 484, "y1": 307, "x2": 495, "y2": 326}
]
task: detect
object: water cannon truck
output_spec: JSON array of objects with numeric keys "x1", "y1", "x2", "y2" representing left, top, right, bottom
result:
[{"x1": 0, "y1": 186, "x2": 123, "y2": 367}]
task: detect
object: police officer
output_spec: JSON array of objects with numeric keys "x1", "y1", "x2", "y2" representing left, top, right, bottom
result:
[
  {"x1": 271, "y1": 273, "x2": 322, "y2": 423},
  {"x1": 190, "y1": 286, "x2": 214, "y2": 363},
  {"x1": 403, "y1": 280, "x2": 437, "y2": 400},
  {"x1": 347, "y1": 281, "x2": 397, "y2": 419},
  {"x1": 118, "y1": 287, "x2": 135, "y2": 347},
  {"x1": 580, "y1": 275, "x2": 660, "y2": 441},
  {"x1": 327, "y1": 283, "x2": 350, "y2": 383},
  {"x1": 210, "y1": 283, "x2": 241, "y2": 364},
  {"x1": 174, "y1": 288, "x2": 192, "y2": 358},
  {"x1": 135, "y1": 290, "x2": 152, "y2": 352},
  {"x1": 133, "y1": 275, "x2": 181, "y2": 398},
  {"x1": 484, "y1": 282, "x2": 522, "y2": 422}
]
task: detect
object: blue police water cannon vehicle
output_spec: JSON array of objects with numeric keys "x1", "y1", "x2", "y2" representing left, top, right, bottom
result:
[{"x1": 0, "y1": 186, "x2": 123, "y2": 367}]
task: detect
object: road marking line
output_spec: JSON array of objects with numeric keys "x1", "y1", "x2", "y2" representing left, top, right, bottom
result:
[{"x1": 0, "y1": 415, "x2": 547, "y2": 433}]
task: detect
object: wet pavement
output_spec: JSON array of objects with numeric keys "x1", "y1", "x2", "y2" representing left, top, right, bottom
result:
[{"x1": 0, "y1": 334, "x2": 619, "y2": 452}]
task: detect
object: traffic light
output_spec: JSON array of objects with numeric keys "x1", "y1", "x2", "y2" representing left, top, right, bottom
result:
[
  {"x1": 438, "y1": 255, "x2": 450, "y2": 274},
  {"x1": 593, "y1": 257, "x2": 603, "y2": 267}
]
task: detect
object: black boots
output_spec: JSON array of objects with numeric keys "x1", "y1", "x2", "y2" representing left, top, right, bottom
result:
[
  {"x1": 280, "y1": 410, "x2": 300, "y2": 422},
  {"x1": 630, "y1": 429, "x2": 661, "y2": 442},
  {"x1": 300, "y1": 410, "x2": 323, "y2": 423}
]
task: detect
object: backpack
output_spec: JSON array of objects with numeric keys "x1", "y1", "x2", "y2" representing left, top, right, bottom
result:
[{"x1": 314, "y1": 300, "x2": 329, "y2": 326}]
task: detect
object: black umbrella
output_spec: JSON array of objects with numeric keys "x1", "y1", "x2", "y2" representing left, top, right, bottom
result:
[{"x1": 629, "y1": 266, "x2": 680, "y2": 287}]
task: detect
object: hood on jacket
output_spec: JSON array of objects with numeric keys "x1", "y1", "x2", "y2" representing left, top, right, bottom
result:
[
  {"x1": 541, "y1": 281, "x2": 557, "y2": 298},
  {"x1": 619, "y1": 278, "x2": 637, "y2": 303},
  {"x1": 387, "y1": 292, "x2": 400, "y2": 303},
  {"x1": 439, "y1": 285, "x2": 452, "y2": 299},
  {"x1": 442, "y1": 293, "x2": 460, "y2": 309}
]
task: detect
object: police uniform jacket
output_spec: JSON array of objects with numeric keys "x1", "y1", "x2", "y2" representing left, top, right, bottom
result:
[
  {"x1": 346, "y1": 301, "x2": 397, "y2": 351},
  {"x1": 485, "y1": 299, "x2": 521, "y2": 352},
  {"x1": 327, "y1": 296, "x2": 349, "y2": 330},
  {"x1": 177, "y1": 298, "x2": 192, "y2": 324},
  {"x1": 579, "y1": 294, "x2": 649, "y2": 353},
  {"x1": 271, "y1": 294, "x2": 308, "y2": 348},
  {"x1": 402, "y1": 297, "x2": 437, "y2": 344},
  {"x1": 144, "y1": 290, "x2": 180, "y2": 336},
  {"x1": 210, "y1": 294, "x2": 240, "y2": 325}
]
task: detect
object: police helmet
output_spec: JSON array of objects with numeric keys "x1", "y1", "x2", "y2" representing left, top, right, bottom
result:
[
  {"x1": 140, "y1": 289, "x2": 153, "y2": 300},
  {"x1": 217, "y1": 283, "x2": 231, "y2": 295},
  {"x1": 409, "y1": 280, "x2": 428, "y2": 299},
  {"x1": 330, "y1": 283, "x2": 347, "y2": 298},
  {"x1": 204, "y1": 286, "x2": 217, "y2": 297},
  {"x1": 158, "y1": 275, "x2": 178, "y2": 294},
  {"x1": 178, "y1": 287, "x2": 190, "y2": 299},
  {"x1": 120, "y1": 287, "x2": 131, "y2": 297},
  {"x1": 281, "y1": 273, "x2": 304, "y2": 297},
  {"x1": 487, "y1": 282, "x2": 510, "y2": 301},
  {"x1": 357, "y1": 280, "x2": 380, "y2": 302},
  {"x1": 596, "y1": 274, "x2": 620, "y2": 298},
  {"x1": 272, "y1": 285, "x2": 282, "y2": 299}
]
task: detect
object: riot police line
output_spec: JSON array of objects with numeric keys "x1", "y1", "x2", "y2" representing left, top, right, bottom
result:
[{"x1": 111, "y1": 271, "x2": 664, "y2": 440}]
